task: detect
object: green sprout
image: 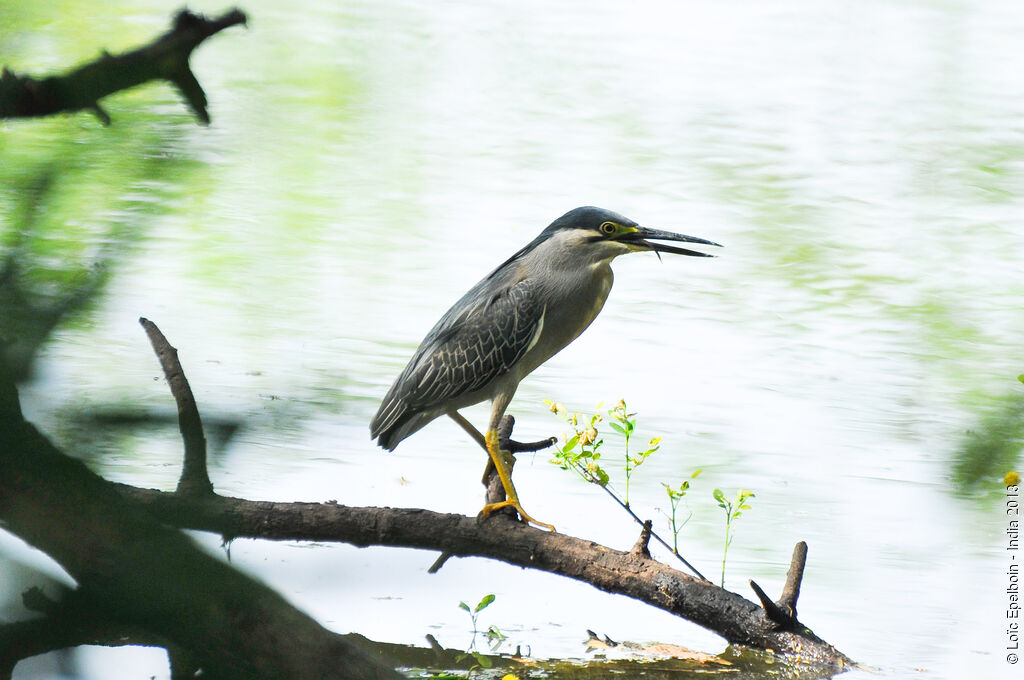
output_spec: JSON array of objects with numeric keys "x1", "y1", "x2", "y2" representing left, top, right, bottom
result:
[
  {"x1": 661, "y1": 469, "x2": 702, "y2": 554},
  {"x1": 458, "y1": 593, "x2": 495, "y2": 652},
  {"x1": 456, "y1": 594, "x2": 510, "y2": 674},
  {"x1": 607, "y1": 399, "x2": 660, "y2": 508},
  {"x1": 713, "y1": 488, "x2": 755, "y2": 588}
]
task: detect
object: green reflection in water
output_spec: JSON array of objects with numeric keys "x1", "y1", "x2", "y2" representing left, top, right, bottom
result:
[
  {"x1": 1, "y1": 110, "x2": 203, "y2": 374},
  {"x1": 953, "y1": 385, "x2": 1024, "y2": 492}
]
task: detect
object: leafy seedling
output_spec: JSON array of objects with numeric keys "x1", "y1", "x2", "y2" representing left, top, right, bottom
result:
[
  {"x1": 713, "y1": 488, "x2": 755, "y2": 588},
  {"x1": 661, "y1": 468, "x2": 702, "y2": 554}
]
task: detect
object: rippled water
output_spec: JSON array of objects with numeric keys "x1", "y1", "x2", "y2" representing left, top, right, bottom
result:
[{"x1": 5, "y1": 1, "x2": 1024, "y2": 678}]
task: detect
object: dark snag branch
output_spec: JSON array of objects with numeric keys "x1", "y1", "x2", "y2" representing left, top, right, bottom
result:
[
  {"x1": 0, "y1": 8, "x2": 247, "y2": 124},
  {"x1": 0, "y1": 322, "x2": 403, "y2": 679},
  {"x1": 750, "y1": 541, "x2": 808, "y2": 629},
  {"x1": 139, "y1": 317, "x2": 213, "y2": 496},
  {"x1": 111, "y1": 319, "x2": 849, "y2": 671}
]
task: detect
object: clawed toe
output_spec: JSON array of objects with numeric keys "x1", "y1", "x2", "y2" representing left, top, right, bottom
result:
[{"x1": 480, "y1": 500, "x2": 556, "y2": 532}]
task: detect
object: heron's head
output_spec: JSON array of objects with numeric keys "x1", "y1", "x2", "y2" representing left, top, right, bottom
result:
[{"x1": 536, "y1": 206, "x2": 721, "y2": 265}]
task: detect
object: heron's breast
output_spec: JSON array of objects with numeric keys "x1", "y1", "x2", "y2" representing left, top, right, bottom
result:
[{"x1": 517, "y1": 266, "x2": 614, "y2": 377}]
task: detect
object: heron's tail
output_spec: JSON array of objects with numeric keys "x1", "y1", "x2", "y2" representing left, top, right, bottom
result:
[
  {"x1": 370, "y1": 395, "x2": 405, "y2": 450},
  {"x1": 370, "y1": 397, "x2": 440, "y2": 450}
]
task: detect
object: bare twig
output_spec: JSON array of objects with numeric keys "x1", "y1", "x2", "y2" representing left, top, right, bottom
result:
[
  {"x1": 748, "y1": 579, "x2": 794, "y2": 628},
  {"x1": 748, "y1": 541, "x2": 809, "y2": 630},
  {"x1": 780, "y1": 540, "x2": 808, "y2": 616},
  {"x1": 139, "y1": 317, "x2": 213, "y2": 497},
  {"x1": 630, "y1": 519, "x2": 653, "y2": 558}
]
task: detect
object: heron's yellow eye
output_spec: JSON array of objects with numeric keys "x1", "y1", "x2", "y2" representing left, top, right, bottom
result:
[{"x1": 600, "y1": 222, "x2": 617, "y2": 235}]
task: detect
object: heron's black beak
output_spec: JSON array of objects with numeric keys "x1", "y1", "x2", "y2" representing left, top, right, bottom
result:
[{"x1": 622, "y1": 226, "x2": 722, "y2": 257}]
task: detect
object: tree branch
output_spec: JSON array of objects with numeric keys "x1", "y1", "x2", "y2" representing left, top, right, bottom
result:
[
  {"x1": 0, "y1": 8, "x2": 247, "y2": 124},
  {"x1": 115, "y1": 484, "x2": 853, "y2": 669}
]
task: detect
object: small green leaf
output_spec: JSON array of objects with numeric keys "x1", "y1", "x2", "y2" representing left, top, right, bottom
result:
[
  {"x1": 713, "y1": 488, "x2": 726, "y2": 503},
  {"x1": 1018, "y1": 374, "x2": 1024, "y2": 384},
  {"x1": 561, "y1": 434, "x2": 580, "y2": 454},
  {"x1": 459, "y1": 601, "x2": 470, "y2": 612},
  {"x1": 609, "y1": 422, "x2": 626, "y2": 435},
  {"x1": 475, "y1": 593, "x2": 495, "y2": 612}
]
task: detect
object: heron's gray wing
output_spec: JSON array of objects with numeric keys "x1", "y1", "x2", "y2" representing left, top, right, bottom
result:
[
  {"x1": 371, "y1": 278, "x2": 543, "y2": 443},
  {"x1": 406, "y1": 279, "x2": 542, "y2": 407}
]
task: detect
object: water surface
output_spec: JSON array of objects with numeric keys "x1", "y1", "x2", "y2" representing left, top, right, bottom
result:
[{"x1": 3, "y1": 1, "x2": 1023, "y2": 678}]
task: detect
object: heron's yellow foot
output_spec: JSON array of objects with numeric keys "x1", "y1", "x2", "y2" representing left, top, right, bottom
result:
[
  {"x1": 482, "y1": 429, "x2": 556, "y2": 532},
  {"x1": 480, "y1": 499, "x2": 556, "y2": 532}
]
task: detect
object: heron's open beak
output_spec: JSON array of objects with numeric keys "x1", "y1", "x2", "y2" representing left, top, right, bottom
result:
[{"x1": 622, "y1": 226, "x2": 722, "y2": 257}]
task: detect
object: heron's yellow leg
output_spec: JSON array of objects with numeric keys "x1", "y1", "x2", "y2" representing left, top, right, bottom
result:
[{"x1": 480, "y1": 429, "x2": 555, "y2": 532}]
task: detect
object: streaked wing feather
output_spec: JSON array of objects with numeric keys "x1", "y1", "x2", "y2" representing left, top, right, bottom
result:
[{"x1": 402, "y1": 279, "x2": 542, "y2": 410}]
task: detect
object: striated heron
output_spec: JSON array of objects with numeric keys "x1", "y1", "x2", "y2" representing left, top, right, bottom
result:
[{"x1": 370, "y1": 206, "x2": 720, "y2": 531}]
